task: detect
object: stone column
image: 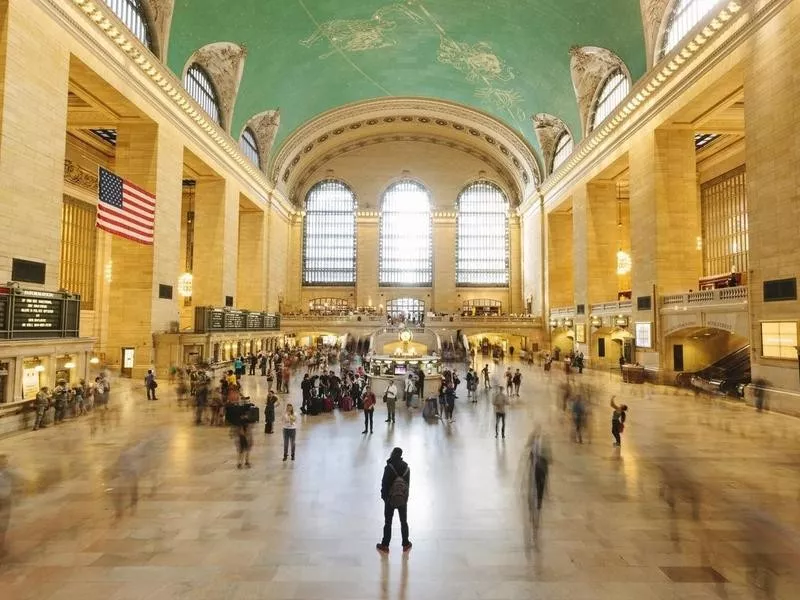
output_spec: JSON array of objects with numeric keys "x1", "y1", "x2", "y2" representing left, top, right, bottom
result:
[
  {"x1": 546, "y1": 212, "x2": 574, "y2": 309},
  {"x1": 192, "y1": 178, "x2": 239, "y2": 307},
  {"x1": 0, "y1": 0, "x2": 69, "y2": 286},
  {"x1": 285, "y1": 213, "x2": 303, "y2": 312},
  {"x1": 629, "y1": 128, "x2": 701, "y2": 368},
  {"x1": 433, "y1": 213, "x2": 456, "y2": 313},
  {"x1": 237, "y1": 205, "x2": 268, "y2": 311},
  {"x1": 508, "y1": 214, "x2": 523, "y2": 314},
  {"x1": 266, "y1": 202, "x2": 289, "y2": 312},
  {"x1": 743, "y1": 0, "x2": 800, "y2": 409},
  {"x1": 355, "y1": 212, "x2": 379, "y2": 309},
  {"x1": 521, "y1": 199, "x2": 545, "y2": 316}
]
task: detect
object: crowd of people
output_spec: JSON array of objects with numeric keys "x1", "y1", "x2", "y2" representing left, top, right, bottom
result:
[{"x1": 31, "y1": 372, "x2": 112, "y2": 431}]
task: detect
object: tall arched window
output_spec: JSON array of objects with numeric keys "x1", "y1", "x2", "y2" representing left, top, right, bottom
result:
[
  {"x1": 456, "y1": 182, "x2": 509, "y2": 286},
  {"x1": 184, "y1": 64, "x2": 221, "y2": 125},
  {"x1": 303, "y1": 180, "x2": 357, "y2": 285},
  {"x1": 552, "y1": 132, "x2": 573, "y2": 172},
  {"x1": 239, "y1": 128, "x2": 261, "y2": 168},
  {"x1": 660, "y1": 0, "x2": 719, "y2": 58},
  {"x1": 590, "y1": 69, "x2": 630, "y2": 132},
  {"x1": 379, "y1": 180, "x2": 432, "y2": 286},
  {"x1": 103, "y1": 0, "x2": 153, "y2": 52}
]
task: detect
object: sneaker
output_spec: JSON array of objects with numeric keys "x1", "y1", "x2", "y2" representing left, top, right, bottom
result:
[
  {"x1": 385, "y1": 419, "x2": 391, "y2": 422},
  {"x1": 402, "y1": 542, "x2": 413, "y2": 553},
  {"x1": 362, "y1": 430, "x2": 368, "y2": 434},
  {"x1": 376, "y1": 543, "x2": 390, "y2": 554},
  {"x1": 282, "y1": 456, "x2": 288, "y2": 462}
]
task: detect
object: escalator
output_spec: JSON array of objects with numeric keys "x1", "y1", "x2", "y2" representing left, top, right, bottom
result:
[{"x1": 677, "y1": 345, "x2": 751, "y2": 396}]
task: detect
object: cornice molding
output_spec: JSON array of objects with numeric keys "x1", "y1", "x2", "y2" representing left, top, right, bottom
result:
[
  {"x1": 569, "y1": 46, "x2": 630, "y2": 137},
  {"x1": 525, "y1": 0, "x2": 756, "y2": 213},
  {"x1": 185, "y1": 42, "x2": 247, "y2": 134},
  {"x1": 54, "y1": 0, "x2": 295, "y2": 215},
  {"x1": 271, "y1": 97, "x2": 541, "y2": 201}
]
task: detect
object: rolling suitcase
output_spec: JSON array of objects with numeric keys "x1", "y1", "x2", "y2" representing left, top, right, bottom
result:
[{"x1": 323, "y1": 396, "x2": 334, "y2": 412}]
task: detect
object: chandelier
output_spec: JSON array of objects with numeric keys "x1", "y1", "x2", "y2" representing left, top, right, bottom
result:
[{"x1": 616, "y1": 249, "x2": 632, "y2": 275}]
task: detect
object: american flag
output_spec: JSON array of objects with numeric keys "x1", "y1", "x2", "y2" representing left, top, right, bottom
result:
[{"x1": 97, "y1": 167, "x2": 156, "y2": 245}]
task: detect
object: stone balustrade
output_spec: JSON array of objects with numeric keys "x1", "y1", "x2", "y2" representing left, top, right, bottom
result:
[
  {"x1": 588, "y1": 300, "x2": 633, "y2": 315},
  {"x1": 661, "y1": 286, "x2": 748, "y2": 308}
]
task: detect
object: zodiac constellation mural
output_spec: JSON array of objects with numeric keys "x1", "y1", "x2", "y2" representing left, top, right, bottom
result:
[{"x1": 300, "y1": 0, "x2": 526, "y2": 124}]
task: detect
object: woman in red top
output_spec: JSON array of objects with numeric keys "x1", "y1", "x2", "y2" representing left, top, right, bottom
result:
[{"x1": 362, "y1": 384, "x2": 376, "y2": 435}]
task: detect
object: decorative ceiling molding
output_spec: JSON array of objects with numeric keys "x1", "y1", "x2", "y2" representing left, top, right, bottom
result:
[
  {"x1": 64, "y1": 159, "x2": 98, "y2": 192},
  {"x1": 641, "y1": 0, "x2": 672, "y2": 68},
  {"x1": 185, "y1": 42, "x2": 247, "y2": 133},
  {"x1": 293, "y1": 134, "x2": 522, "y2": 208},
  {"x1": 143, "y1": 0, "x2": 175, "y2": 60},
  {"x1": 569, "y1": 46, "x2": 630, "y2": 137},
  {"x1": 243, "y1": 109, "x2": 281, "y2": 171},
  {"x1": 532, "y1": 113, "x2": 572, "y2": 176},
  {"x1": 271, "y1": 97, "x2": 541, "y2": 201}
]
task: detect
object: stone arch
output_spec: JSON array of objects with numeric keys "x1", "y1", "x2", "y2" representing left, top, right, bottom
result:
[
  {"x1": 183, "y1": 42, "x2": 247, "y2": 133},
  {"x1": 142, "y1": 0, "x2": 175, "y2": 60},
  {"x1": 569, "y1": 46, "x2": 631, "y2": 137},
  {"x1": 532, "y1": 113, "x2": 574, "y2": 176},
  {"x1": 241, "y1": 109, "x2": 281, "y2": 173}
]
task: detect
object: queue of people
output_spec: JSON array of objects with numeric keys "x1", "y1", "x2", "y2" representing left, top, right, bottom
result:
[{"x1": 32, "y1": 372, "x2": 111, "y2": 431}]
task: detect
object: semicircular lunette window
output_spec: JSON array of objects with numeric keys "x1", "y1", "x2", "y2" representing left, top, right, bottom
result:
[
  {"x1": 103, "y1": 0, "x2": 153, "y2": 51},
  {"x1": 183, "y1": 64, "x2": 221, "y2": 125},
  {"x1": 239, "y1": 128, "x2": 261, "y2": 169},
  {"x1": 379, "y1": 180, "x2": 433, "y2": 286},
  {"x1": 661, "y1": 0, "x2": 719, "y2": 58},
  {"x1": 552, "y1": 132, "x2": 574, "y2": 172},
  {"x1": 590, "y1": 69, "x2": 631, "y2": 132},
  {"x1": 456, "y1": 181, "x2": 509, "y2": 287},
  {"x1": 303, "y1": 180, "x2": 357, "y2": 286}
]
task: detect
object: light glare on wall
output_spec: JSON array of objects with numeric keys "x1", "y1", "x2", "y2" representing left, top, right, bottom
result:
[
  {"x1": 178, "y1": 273, "x2": 194, "y2": 298},
  {"x1": 616, "y1": 250, "x2": 632, "y2": 275}
]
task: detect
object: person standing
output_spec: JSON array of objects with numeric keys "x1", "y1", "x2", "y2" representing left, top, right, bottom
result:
[
  {"x1": 512, "y1": 369, "x2": 522, "y2": 396},
  {"x1": 144, "y1": 370, "x2": 158, "y2": 401},
  {"x1": 404, "y1": 374, "x2": 416, "y2": 409},
  {"x1": 610, "y1": 396, "x2": 628, "y2": 447},
  {"x1": 282, "y1": 364, "x2": 291, "y2": 394},
  {"x1": 482, "y1": 364, "x2": 490, "y2": 389},
  {"x1": 417, "y1": 369, "x2": 425, "y2": 398},
  {"x1": 282, "y1": 403, "x2": 297, "y2": 461},
  {"x1": 249, "y1": 353, "x2": 257, "y2": 376},
  {"x1": 572, "y1": 393, "x2": 586, "y2": 444},
  {"x1": 384, "y1": 379, "x2": 398, "y2": 423},
  {"x1": 505, "y1": 368, "x2": 514, "y2": 396},
  {"x1": 376, "y1": 447, "x2": 412, "y2": 554},
  {"x1": 492, "y1": 382, "x2": 508, "y2": 438},
  {"x1": 194, "y1": 373, "x2": 209, "y2": 425},
  {"x1": 265, "y1": 389, "x2": 279, "y2": 434},
  {"x1": 362, "y1": 385, "x2": 376, "y2": 434},
  {"x1": 33, "y1": 386, "x2": 50, "y2": 431},
  {"x1": 235, "y1": 416, "x2": 253, "y2": 469}
]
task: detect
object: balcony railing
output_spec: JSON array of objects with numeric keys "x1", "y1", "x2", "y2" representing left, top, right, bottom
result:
[
  {"x1": 280, "y1": 313, "x2": 543, "y2": 327},
  {"x1": 549, "y1": 306, "x2": 575, "y2": 318},
  {"x1": 662, "y1": 286, "x2": 748, "y2": 308},
  {"x1": 589, "y1": 300, "x2": 633, "y2": 315}
]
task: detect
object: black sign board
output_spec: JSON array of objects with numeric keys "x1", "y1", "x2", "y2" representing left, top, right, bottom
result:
[
  {"x1": 0, "y1": 288, "x2": 80, "y2": 339},
  {"x1": 194, "y1": 306, "x2": 281, "y2": 333}
]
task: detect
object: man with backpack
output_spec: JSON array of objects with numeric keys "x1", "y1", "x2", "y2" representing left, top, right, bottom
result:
[{"x1": 376, "y1": 447, "x2": 412, "y2": 554}]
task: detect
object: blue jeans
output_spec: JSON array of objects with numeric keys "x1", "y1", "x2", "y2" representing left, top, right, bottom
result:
[{"x1": 282, "y1": 428, "x2": 296, "y2": 458}]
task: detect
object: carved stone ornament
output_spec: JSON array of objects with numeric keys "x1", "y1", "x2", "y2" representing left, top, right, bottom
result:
[
  {"x1": 569, "y1": 46, "x2": 629, "y2": 136},
  {"x1": 188, "y1": 42, "x2": 248, "y2": 133},
  {"x1": 245, "y1": 109, "x2": 281, "y2": 170},
  {"x1": 64, "y1": 159, "x2": 98, "y2": 192},
  {"x1": 532, "y1": 113, "x2": 571, "y2": 175},
  {"x1": 641, "y1": 0, "x2": 671, "y2": 67},
  {"x1": 145, "y1": 0, "x2": 176, "y2": 59}
]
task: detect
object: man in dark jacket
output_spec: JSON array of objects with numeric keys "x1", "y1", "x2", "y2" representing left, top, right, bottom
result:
[{"x1": 376, "y1": 447, "x2": 412, "y2": 554}]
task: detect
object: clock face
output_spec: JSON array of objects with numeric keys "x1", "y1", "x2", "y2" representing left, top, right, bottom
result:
[{"x1": 400, "y1": 330, "x2": 412, "y2": 343}]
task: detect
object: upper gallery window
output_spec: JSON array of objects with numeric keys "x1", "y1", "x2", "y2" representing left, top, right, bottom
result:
[
  {"x1": 661, "y1": 0, "x2": 719, "y2": 58},
  {"x1": 303, "y1": 180, "x2": 357, "y2": 286},
  {"x1": 379, "y1": 180, "x2": 433, "y2": 286},
  {"x1": 103, "y1": 0, "x2": 153, "y2": 51},
  {"x1": 590, "y1": 69, "x2": 631, "y2": 132},
  {"x1": 456, "y1": 182, "x2": 509, "y2": 287},
  {"x1": 239, "y1": 128, "x2": 261, "y2": 169},
  {"x1": 552, "y1": 132, "x2": 574, "y2": 172},
  {"x1": 184, "y1": 64, "x2": 221, "y2": 125}
]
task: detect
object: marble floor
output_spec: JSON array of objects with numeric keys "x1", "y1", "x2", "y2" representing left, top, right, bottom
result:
[{"x1": 1, "y1": 359, "x2": 800, "y2": 600}]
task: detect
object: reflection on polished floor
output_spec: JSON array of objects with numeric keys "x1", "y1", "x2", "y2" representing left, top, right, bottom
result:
[{"x1": 1, "y1": 359, "x2": 800, "y2": 600}]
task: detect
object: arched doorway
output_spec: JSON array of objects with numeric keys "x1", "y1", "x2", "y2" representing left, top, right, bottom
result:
[{"x1": 386, "y1": 298, "x2": 425, "y2": 323}]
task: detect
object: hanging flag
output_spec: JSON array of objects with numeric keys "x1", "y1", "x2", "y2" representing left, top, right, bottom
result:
[{"x1": 96, "y1": 167, "x2": 156, "y2": 245}]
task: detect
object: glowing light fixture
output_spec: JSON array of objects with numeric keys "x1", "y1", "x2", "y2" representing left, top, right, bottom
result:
[
  {"x1": 33, "y1": 364, "x2": 45, "y2": 373},
  {"x1": 178, "y1": 272, "x2": 193, "y2": 298},
  {"x1": 616, "y1": 249, "x2": 632, "y2": 275},
  {"x1": 89, "y1": 356, "x2": 100, "y2": 365}
]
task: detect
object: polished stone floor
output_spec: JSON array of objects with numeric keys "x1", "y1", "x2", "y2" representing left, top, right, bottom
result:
[{"x1": 1, "y1": 359, "x2": 800, "y2": 599}]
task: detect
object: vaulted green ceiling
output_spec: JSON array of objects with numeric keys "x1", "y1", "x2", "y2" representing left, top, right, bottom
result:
[{"x1": 168, "y1": 0, "x2": 646, "y2": 155}]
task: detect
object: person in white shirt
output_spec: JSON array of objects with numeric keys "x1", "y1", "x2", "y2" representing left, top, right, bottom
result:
[
  {"x1": 282, "y1": 404, "x2": 297, "y2": 461},
  {"x1": 384, "y1": 381, "x2": 398, "y2": 423},
  {"x1": 404, "y1": 375, "x2": 416, "y2": 408}
]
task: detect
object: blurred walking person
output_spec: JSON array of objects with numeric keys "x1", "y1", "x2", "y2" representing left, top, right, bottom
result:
[
  {"x1": 522, "y1": 428, "x2": 551, "y2": 553},
  {"x1": 572, "y1": 393, "x2": 587, "y2": 444},
  {"x1": 235, "y1": 416, "x2": 253, "y2": 469},
  {"x1": 492, "y1": 381, "x2": 509, "y2": 438},
  {"x1": 144, "y1": 369, "x2": 158, "y2": 401},
  {"x1": 0, "y1": 455, "x2": 12, "y2": 557},
  {"x1": 610, "y1": 397, "x2": 628, "y2": 447}
]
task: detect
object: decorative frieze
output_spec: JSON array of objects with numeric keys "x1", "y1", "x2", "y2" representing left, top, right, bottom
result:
[
  {"x1": 532, "y1": 113, "x2": 572, "y2": 175},
  {"x1": 63, "y1": 159, "x2": 98, "y2": 192},
  {"x1": 569, "y1": 46, "x2": 629, "y2": 136},
  {"x1": 186, "y1": 42, "x2": 247, "y2": 133},
  {"x1": 244, "y1": 109, "x2": 281, "y2": 169}
]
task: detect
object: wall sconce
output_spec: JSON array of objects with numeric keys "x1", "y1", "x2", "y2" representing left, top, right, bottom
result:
[
  {"x1": 33, "y1": 356, "x2": 45, "y2": 373},
  {"x1": 64, "y1": 355, "x2": 75, "y2": 369},
  {"x1": 616, "y1": 249, "x2": 632, "y2": 275},
  {"x1": 89, "y1": 356, "x2": 100, "y2": 365},
  {"x1": 178, "y1": 272, "x2": 193, "y2": 298}
]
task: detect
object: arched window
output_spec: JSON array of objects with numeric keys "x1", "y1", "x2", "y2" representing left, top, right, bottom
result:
[
  {"x1": 303, "y1": 180, "x2": 357, "y2": 285},
  {"x1": 103, "y1": 0, "x2": 153, "y2": 52},
  {"x1": 552, "y1": 132, "x2": 573, "y2": 171},
  {"x1": 239, "y1": 128, "x2": 261, "y2": 168},
  {"x1": 456, "y1": 182, "x2": 509, "y2": 286},
  {"x1": 387, "y1": 298, "x2": 425, "y2": 322},
  {"x1": 590, "y1": 69, "x2": 630, "y2": 132},
  {"x1": 183, "y1": 64, "x2": 221, "y2": 125},
  {"x1": 660, "y1": 0, "x2": 719, "y2": 58},
  {"x1": 379, "y1": 180, "x2": 433, "y2": 286}
]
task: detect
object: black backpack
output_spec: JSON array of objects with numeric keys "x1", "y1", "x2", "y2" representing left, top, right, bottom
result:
[{"x1": 387, "y1": 464, "x2": 410, "y2": 508}]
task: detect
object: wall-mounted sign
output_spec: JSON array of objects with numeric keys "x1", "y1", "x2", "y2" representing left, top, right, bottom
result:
[
  {"x1": 0, "y1": 288, "x2": 80, "y2": 340},
  {"x1": 615, "y1": 316, "x2": 629, "y2": 328},
  {"x1": 122, "y1": 348, "x2": 135, "y2": 369},
  {"x1": 635, "y1": 322, "x2": 652, "y2": 348},
  {"x1": 575, "y1": 323, "x2": 586, "y2": 343}
]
